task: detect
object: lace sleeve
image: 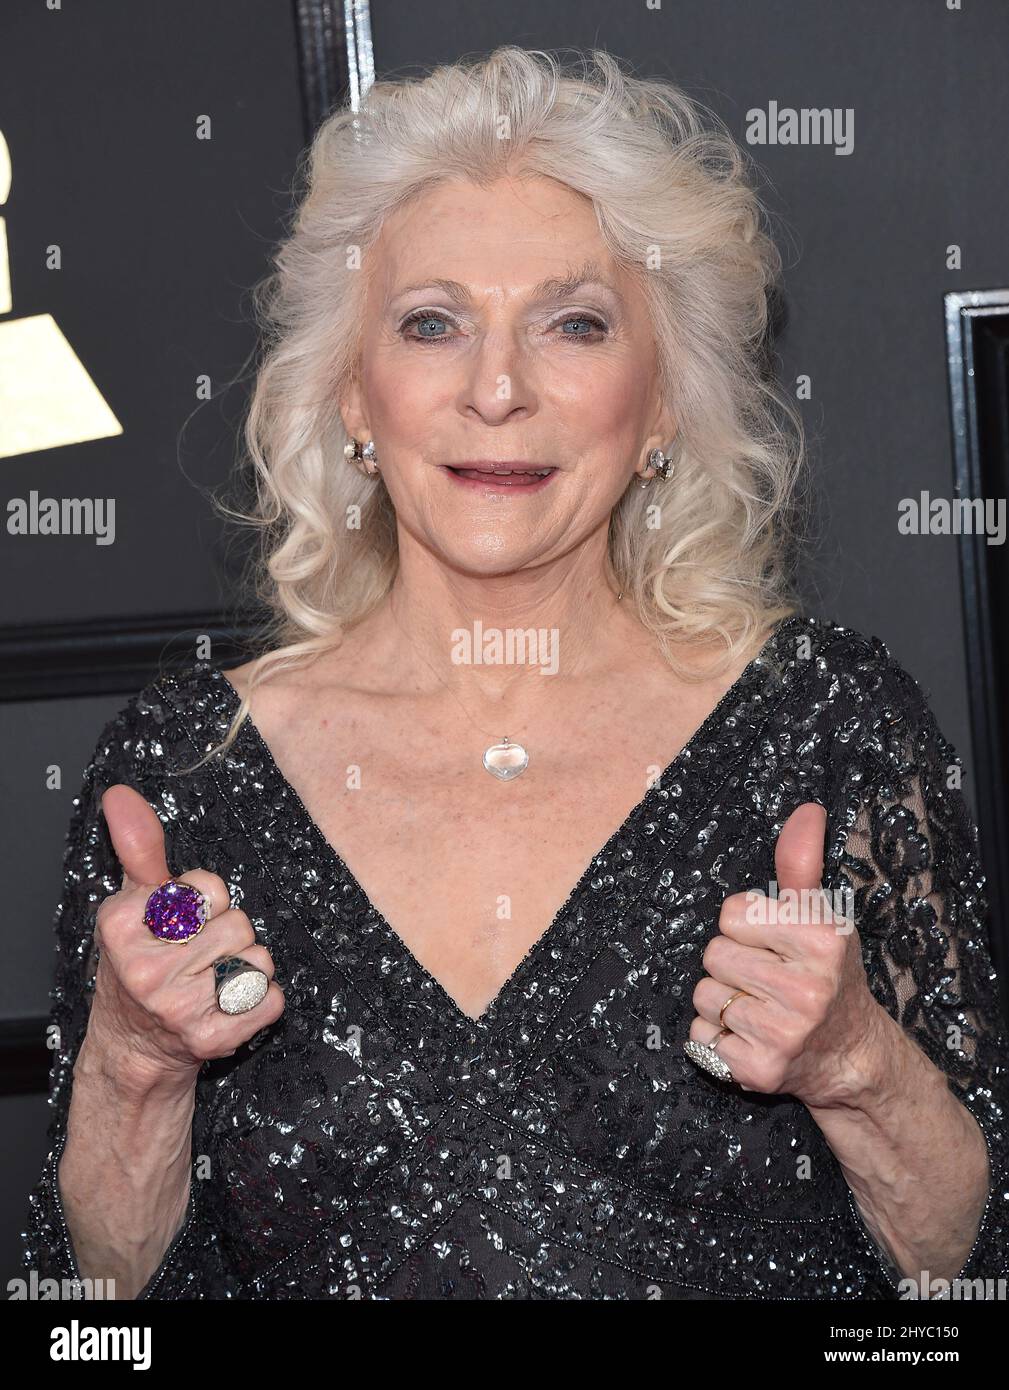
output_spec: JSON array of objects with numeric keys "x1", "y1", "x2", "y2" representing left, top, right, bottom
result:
[
  {"x1": 19, "y1": 696, "x2": 200, "y2": 1295},
  {"x1": 823, "y1": 641, "x2": 1009, "y2": 1296}
]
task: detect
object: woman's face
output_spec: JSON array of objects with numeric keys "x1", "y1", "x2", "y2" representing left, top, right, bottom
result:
[{"x1": 341, "y1": 174, "x2": 675, "y2": 578}]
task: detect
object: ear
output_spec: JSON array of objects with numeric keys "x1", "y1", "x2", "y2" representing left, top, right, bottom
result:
[
  {"x1": 647, "y1": 393, "x2": 677, "y2": 449},
  {"x1": 337, "y1": 375, "x2": 369, "y2": 441}
]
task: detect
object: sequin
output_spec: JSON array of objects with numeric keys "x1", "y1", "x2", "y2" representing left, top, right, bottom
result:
[{"x1": 19, "y1": 615, "x2": 1009, "y2": 1298}]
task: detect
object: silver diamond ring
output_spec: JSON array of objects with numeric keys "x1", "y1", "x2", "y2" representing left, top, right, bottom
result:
[
  {"x1": 214, "y1": 956, "x2": 269, "y2": 1015},
  {"x1": 684, "y1": 1027, "x2": 734, "y2": 1082}
]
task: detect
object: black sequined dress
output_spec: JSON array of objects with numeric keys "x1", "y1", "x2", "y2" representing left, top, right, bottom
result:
[{"x1": 21, "y1": 615, "x2": 1009, "y2": 1298}]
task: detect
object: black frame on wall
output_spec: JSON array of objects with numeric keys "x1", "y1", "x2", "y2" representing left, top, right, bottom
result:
[
  {"x1": 945, "y1": 288, "x2": 1009, "y2": 1017},
  {"x1": 294, "y1": 0, "x2": 375, "y2": 135}
]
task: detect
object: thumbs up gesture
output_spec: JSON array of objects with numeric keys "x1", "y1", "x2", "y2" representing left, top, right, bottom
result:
[
  {"x1": 687, "y1": 802, "x2": 887, "y2": 1103},
  {"x1": 80, "y1": 784, "x2": 285, "y2": 1096}
]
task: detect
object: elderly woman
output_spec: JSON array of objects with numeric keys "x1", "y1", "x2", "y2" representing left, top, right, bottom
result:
[{"x1": 23, "y1": 46, "x2": 1008, "y2": 1301}]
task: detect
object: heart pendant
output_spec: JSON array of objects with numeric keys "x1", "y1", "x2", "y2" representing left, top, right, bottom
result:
[{"x1": 483, "y1": 739, "x2": 529, "y2": 780}]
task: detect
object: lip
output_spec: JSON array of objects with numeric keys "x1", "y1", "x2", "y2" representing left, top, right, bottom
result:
[{"x1": 439, "y1": 462, "x2": 558, "y2": 491}]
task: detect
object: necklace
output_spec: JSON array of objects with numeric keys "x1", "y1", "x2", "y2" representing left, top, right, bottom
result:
[{"x1": 388, "y1": 588, "x2": 624, "y2": 781}]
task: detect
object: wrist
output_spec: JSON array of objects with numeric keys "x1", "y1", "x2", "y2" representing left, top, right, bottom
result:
[
  {"x1": 808, "y1": 997, "x2": 912, "y2": 1117},
  {"x1": 806, "y1": 1004, "x2": 952, "y2": 1141},
  {"x1": 75, "y1": 1020, "x2": 199, "y2": 1107}
]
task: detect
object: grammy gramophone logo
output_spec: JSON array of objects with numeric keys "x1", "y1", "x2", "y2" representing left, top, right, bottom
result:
[{"x1": 0, "y1": 127, "x2": 122, "y2": 458}]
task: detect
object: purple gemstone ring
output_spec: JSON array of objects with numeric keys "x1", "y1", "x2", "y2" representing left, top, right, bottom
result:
[{"x1": 143, "y1": 878, "x2": 211, "y2": 944}]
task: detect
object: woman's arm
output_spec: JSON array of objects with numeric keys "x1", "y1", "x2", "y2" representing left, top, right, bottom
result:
[
  {"x1": 23, "y1": 705, "x2": 200, "y2": 1299},
  {"x1": 804, "y1": 1002, "x2": 991, "y2": 1285},
  {"x1": 814, "y1": 648, "x2": 1009, "y2": 1294},
  {"x1": 22, "y1": 692, "x2": 281, "y2": 1300},
  {"x1": 57, "y1": 1024, "x2": 196, "y2": 1300},
  {"x1": 690, "y1": 641, "x2": 1009, "y2": 1296},
  {"x1": 23, "y1": 707, "x2": 151, "y2": 1292}
]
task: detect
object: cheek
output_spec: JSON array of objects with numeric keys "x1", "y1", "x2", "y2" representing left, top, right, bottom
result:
[
  {"x1": 549, "y1": 356, "x2": 650, "y2": 447},
  {"x1": 364, "y1": 357, "x2": 445, "y2": 435}
]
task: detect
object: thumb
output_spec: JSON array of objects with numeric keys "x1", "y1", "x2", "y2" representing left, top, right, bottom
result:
[
  {"x1": 101, "y1": 783, "x2": 171, "y2": 891},
  {"x1": 774, "y1": 801, "x2": 827, "y2": 893}
]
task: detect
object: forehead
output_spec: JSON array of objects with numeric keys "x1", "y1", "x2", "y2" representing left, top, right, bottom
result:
[{"x1": 366, "y1": 175, "x2": 623, "y2": 295}]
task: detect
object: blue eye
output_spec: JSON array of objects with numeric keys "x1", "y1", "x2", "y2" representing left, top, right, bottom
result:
[
  {"x1": 558, "y1": 314, "x2": 608, "y2": 338},
  {"x1": 400, "y1": 311, "x2": 453, "y2": 341}
]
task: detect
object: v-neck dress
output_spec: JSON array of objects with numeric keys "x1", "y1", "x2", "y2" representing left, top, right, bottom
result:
[{"x1": 22, "y1": 615, "x2": 1009, "y2": 1299}]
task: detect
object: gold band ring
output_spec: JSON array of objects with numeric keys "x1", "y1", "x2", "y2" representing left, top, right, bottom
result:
[{"x1": 719, "y1": 989, "x2": 749, "y2": 1029}]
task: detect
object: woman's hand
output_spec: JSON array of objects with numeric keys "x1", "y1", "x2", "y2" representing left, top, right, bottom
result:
[
  {"x1": 80, "y1": 783, "x2": 285, "y2": 1096},
  {"x1": 688, "y1": 801, "x2": 890, "y2": 1107}
]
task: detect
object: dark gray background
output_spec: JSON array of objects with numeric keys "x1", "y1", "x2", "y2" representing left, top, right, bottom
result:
[{"x1": 3, "y1": 0, "x2": 1007, "y2": 1286}]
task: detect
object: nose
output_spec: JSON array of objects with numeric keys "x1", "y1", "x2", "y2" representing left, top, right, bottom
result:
[{"x1": 457, "y1": 327, "x2": 537, "y2": 424}]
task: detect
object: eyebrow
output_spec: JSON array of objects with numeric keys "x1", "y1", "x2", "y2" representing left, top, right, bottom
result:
[{"x1": 388, "y1": 261, "x2": 626, "y2": 309}]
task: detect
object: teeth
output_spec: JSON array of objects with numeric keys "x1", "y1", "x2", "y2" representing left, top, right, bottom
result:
[{"x1": 452, "y1": 466, "x2": 554, "y2": 476}]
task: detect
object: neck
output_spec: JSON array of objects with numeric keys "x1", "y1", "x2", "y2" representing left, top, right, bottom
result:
[{"x1": 363, "y1": 530, "x2": 642, "y2": 712}]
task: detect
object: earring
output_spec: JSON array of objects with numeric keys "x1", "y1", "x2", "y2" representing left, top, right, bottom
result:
[
  {"x1": 344, "y1": 436, "x2": 380, "y2": 476},
  {"x1": 634, "y1": 446, "x2": 675, "y2": 487},
  {"x1": 647, "y1": 446, "x2": 675, "y2": 481}
]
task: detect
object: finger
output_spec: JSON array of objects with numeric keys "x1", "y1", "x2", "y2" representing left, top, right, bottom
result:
[
  {"x1": 702, "y1": 934, "x2": 783, "y2": 996},
  {"x1": 102, "y1": 784, "x2": 171, "y2": 891},
  {"x1": 195, "y1": 979, "x2": 286, "y2": 1054},
  {"x1": 774, "y1": 801, "x2": 827, "y2": 894},
  {"x1": 687, "y1": 1013, "x2": 755, "y2": 1076},
  {"x1": 194, "y1": 945, "x2": 277, "y2": 1023},
  {"x1": 170, "y1": 869, "x2": 231, "y2": 921},
  {"x1": 217, "y1": 944, "x2": 275, "y2": 981},
  {"x1": 97, "y1": 871, "x2": 231, "y2": 959},
  {"x1": 177, "y1": 908, "x2": 259, "y2": 973},
  {"x1": 689, "y1": 1015, "x2": 732, "y2": 1047},
  {"x1": 692, "y1": 975, "x2": 764, "y2": 1040},
  {"x1": 718, "y1": 887, "x2": 843, "y2": 956}
]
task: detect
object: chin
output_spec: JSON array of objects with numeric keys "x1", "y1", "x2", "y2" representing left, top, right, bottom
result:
[{"x1": 419, "y1": 529, "x2": 554, "y2": 579}]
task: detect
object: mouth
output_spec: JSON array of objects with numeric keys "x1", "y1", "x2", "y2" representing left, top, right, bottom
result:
[{"x1": 440, "y1": 462, "x2": 558, "y2": 491}]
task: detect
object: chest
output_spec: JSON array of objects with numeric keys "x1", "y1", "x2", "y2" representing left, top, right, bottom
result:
[{"x1": 244, "y1": 687, "x2": 722, "y2": 1019}]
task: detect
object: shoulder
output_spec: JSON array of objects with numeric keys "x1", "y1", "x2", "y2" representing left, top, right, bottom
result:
[
  {"x1": 776, "y1": 614, "x2": 966, "y2": 813},
  {"x1": 774, "y1": 613, "x2": 944, "y2": 728},
  {"x1": 772, "y1": 611, "x2": 891, "y2": 675},
  {"x1": 85, "y1": 660, "x2": 237, "y2": 786}
]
